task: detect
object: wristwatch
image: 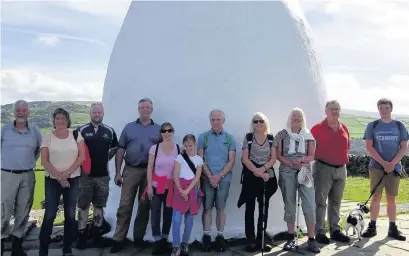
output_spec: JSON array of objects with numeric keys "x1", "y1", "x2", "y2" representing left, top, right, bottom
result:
[{"x1": 220, "y1": 174, "x2": 225, "y2": 179}]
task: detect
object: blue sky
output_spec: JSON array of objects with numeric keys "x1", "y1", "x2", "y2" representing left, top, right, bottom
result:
[{"x1": 1, "y1": 0, "x2": 409, "y2": 114}]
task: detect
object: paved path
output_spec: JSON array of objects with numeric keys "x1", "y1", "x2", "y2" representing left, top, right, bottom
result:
[
  {"x1": 3, "y1": 214, "x2": 409, "y2": 256},
  {"x1": 340, "y1": 200, "x2": 409, "y2": 217}
]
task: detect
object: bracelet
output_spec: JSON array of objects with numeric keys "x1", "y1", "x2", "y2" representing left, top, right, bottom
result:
[{"x1": 263, "y1": 165, "x2": 267, "y2": 170}]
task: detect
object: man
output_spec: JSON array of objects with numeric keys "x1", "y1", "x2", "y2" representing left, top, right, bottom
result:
[
  {"x1": 110, "y1": 98, "x2": 161, "y2": 253},
  {"x1": 1, "y1": 100, "x2": 42, "y2": 256},
  {"x1": 362, "y1": 98, "x2": 408, "y2": 241},
  {"x1": 310, "y1": 100, "x2": 350, "y2": 244},
  {"x1": 197, "y1": 109, "x2": 236, "y2": 252},
  {"x1": 76, "y1": 102, "x2": 119, "y2": 249}
]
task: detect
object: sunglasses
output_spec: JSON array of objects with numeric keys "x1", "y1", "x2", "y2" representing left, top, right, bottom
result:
[
  {"x1": 253, "y1": 119, "x2": 265, "y2": 124},
  {"x1": 161, "y1": 129, "x2": 174, "y2": 133}
]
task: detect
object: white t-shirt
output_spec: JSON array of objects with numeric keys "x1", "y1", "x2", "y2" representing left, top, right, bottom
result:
[{"x1": 175, "y1": 154, "x2": 203, "y2": 180}]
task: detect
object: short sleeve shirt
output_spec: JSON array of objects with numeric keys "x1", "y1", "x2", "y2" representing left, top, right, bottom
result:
[
  {"x1": 242, "y1": 134, "x2": 275, "y2": 165},
  {"x1": 41, "y1": 130, "x2": 84, "y2": 179},
  {"x1": 149, "y1": 144, "x2": 179, "y2": 184},
  {"x1": 175, "y1": 154, "x2": 203, "y2": 180}
]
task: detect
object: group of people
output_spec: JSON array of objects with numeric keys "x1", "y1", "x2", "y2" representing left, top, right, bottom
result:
[{"x1": 1, "y1": 97, "x2": 408, "y2": 256}]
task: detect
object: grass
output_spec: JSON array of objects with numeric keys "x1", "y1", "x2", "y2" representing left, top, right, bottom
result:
[{"x1": 343, "y1": 176, "x2": 409, "y2": 204}]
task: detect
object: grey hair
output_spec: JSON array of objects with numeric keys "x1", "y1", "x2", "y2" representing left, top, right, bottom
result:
[
  {"x1": 138, "y1": 97, "x2": 153, "y2": 105},
  {"x1": 209, "y1": 109, "x2": 225, "y2": 121},
  {"x1": 13, "y1": 100, "x2": 29, "y2": 111},
  {"x1": 325, "y1": 100, "x2": 341, "y2": 110}
]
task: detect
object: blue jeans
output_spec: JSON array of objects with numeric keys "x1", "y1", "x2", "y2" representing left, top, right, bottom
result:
[
  {"x1": 172, "y1": 210, "x2": 193, "y2": 247},
  {"x1": 39, "y1": 177, "x2": 80, "y2": 252}
]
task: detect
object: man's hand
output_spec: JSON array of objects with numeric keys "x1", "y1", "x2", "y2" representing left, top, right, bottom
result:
[
  {"x1": 114, "y1": 174, "x2": 123, "y2": 187},
  {"x1": 384, "y1": 162, "x2": 395, "y2": 173}
]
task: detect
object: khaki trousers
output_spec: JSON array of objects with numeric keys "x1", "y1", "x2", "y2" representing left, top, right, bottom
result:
[{"x1": 112, "y1": 166, "x2": 150, "y2": 241}]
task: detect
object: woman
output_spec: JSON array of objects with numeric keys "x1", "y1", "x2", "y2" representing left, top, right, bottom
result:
[
  {"x1": 39, "y1": 108, "x2": 85, "y2": 256},
  {"x1": 144, "y1": 122, "x2": 180, "y2": 254},
  {"x1": 170, "y1": 134, "x2": 204, "y2": 256},
  {"x1": 275, "y1": 107, "x2": 320, "y2": 253},
  {"x1": 237, "y1": 112, "x2": 278, "y2": 252}
]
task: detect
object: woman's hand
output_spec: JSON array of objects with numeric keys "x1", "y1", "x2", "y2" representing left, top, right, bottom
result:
[
  {"x1": 57, "y1": 171, "x2": 69, "y2": 182},
  {"x1": 253, "y1": 167, "x2": 265, "y2": 177},
  {"x1": 261, "y1": 173, "x2": 269, "y2": 182},
  {"x1": 180, "y1": 189, "x2": 189, "y2": 198},
  {"x1": 147, "y1": 186, "x2": 154, "y2": 200},
  {"x1": 59, "y1": 179, "x2": 70, "y2": 188}
]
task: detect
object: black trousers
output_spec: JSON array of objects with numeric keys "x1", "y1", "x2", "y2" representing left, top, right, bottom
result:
[
  {"x1": 245, "y1": 191, "x2": 271, "y2": 241},
  {"x1": 150, "y1": 187, "x2": 173, "y2": 239}
]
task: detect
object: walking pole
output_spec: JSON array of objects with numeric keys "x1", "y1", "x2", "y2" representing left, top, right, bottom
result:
[
  {"x1": 261, "y1": 180, "x2": 266, "y2": 256},
  {"x1": 294, "y1": 178, "x2": 305, "y2": 255}
]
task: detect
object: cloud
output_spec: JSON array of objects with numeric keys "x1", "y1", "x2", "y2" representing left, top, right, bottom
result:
[
  {"x1": 35, "y1": 35, "x2": 61, "y2": 47},
  {"x1": 324, "y1": 72, "x2": 409, "y2": 115},
  {"x1": 1, "y1": 68, "x2": 103, "y2": 104}
]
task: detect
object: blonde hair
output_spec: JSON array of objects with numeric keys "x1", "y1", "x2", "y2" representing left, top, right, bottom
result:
[
  {"x1": 286, "y1": 107, "x2": 307, "y2": 129},
  {"x1": 250, "y1": 112, "x2": 270, "y2": 135}
]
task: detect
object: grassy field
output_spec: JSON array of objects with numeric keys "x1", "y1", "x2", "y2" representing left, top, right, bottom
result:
[{"x1": 343, "y1": 176, "x2": 409, "y2": 204}]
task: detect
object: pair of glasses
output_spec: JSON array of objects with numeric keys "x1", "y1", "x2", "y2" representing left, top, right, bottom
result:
[
  {"x1": 161, "y1": 129, "x2": 174, "y2": 133},
  {"x1": 253, "y1": 119, "x2": 265, "y2": 124}
]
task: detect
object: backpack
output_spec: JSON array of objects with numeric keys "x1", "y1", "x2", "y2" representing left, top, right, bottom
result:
[
  {"x1": 245, "y1": 133, "x2": 275, "y2": 154},
  {"x1": 73, "y1": 130, "x2": 91, "y2": 176},
  {"x1": 153, "y1": 143, "x2": 180, "y2": 170},
  {"x1": 203, "y1": 131, "x2": 231, "y2": 161},
  {"x1": 373, "y1": 119, "x2": 404, "y2": 137}
]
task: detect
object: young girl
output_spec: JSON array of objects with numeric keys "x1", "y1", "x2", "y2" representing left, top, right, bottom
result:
[
  {"x1": 170, "y1": 134, "x2": 204, "y2": 256},
  {"x1": 143, "y1": 122, "x2": 180, "y2": 254}
]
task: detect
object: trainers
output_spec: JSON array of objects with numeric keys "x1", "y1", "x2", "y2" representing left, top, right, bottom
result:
[
  {"x1": 283, "y1": 238, "x2": 295, "y2": 251},
  {"x1": 388, "y1": 225, "x2": 406, "y2": 241},
  {"x1": 307, "y1": 239, "x2": 321, "y2": 253},
  {"x1": 201, "y1": 234, "x2": 211, "y2": 252},
  {"x1": 180, "y1": 242, "x2": 189, "y2": 256},
  {"x1": 170, "y1": 247, "x2": 180, "y2": 256},
  {"x1": 362, "y1": 223, "x2": 377, "y2": 238},
  {"x1": 330, "y1": 230, "x2": 350, "y2": 242},
  {"x1": 110, "y1": 240, "x2": 125, "y2": 253},
  {"x1": 315, "y1": 234, "x2": 330, "y2": 244},
  {"x1": 214, "y1": 235, "x2": 227, "y2": 252}
]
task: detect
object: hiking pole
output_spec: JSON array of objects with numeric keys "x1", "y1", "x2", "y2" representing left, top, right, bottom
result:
[
  {"x1": 261, "y1": 180, "x2": 266, "y2": 256},
  {"x1": 294, "y1": 180, "x2": 305, "y2": 255}
]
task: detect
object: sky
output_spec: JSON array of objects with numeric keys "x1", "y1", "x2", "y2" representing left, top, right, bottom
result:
[{"x1": 1, "y1": 0, "x2": 408, "y2": 115}]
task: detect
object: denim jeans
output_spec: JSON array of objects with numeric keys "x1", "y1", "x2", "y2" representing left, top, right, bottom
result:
[
  {"x1": 172, "y1": 210, "x2": 193, "y2": 247},
  {"x1": 39, "y1": 177, "x2": 80, "y2": 252}
]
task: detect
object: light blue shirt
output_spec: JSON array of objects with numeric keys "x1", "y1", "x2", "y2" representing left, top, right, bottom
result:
[
  {"x1": 197, "y1": 129, "x2": 236, "y2": 182},
  {"x1": 363, "y1": 120, "x2": 409, "y2": 172},
  {"x1": 1, "y1": 122, "x2": 42, "y2": 171}
]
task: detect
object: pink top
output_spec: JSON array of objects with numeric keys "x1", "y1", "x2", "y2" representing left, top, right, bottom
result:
[{"x1": 149, "y1": 144, "x2": 179, "y2": 182}]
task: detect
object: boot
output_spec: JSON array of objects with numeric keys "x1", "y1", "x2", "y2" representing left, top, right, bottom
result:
[
  {"x1": 1, "y1": 239, "x2": 5, "y2": 256},
  {"x1": 76, "y1": 229, "x2": 88, "y2": 250},
  {"x1": 11, "y1": 236, "x2": 26, "y2": 256}
]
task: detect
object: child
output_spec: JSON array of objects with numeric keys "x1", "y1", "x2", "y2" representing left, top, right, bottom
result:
[{"x1": 170, "y1": 134, "x2": 204, "y2": 256}]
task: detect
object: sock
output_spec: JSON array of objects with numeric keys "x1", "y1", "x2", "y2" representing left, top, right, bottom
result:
[
  {"x1": 308, "y1": 237, "x2": 314, "y2": 241},
  {"x1": 389, "y1": 221, "x2": 396, "y2": 227},
  {"x1": 370, "y1": 220, "x2": 376, "y2": 226},
  {"x1": 203, "y1": 231, "x2": 211, "y2": 236},
  {"x1": 217, "y1": 231, "x2": 223, "y2": 236}
]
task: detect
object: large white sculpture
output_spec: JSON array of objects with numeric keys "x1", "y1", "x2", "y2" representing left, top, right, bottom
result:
[{"x1": 102, "y1": 0, "x2": 327, "y2": 242}]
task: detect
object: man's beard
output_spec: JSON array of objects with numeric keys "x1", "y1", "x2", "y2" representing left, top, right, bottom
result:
[{"x1": 92, "y1": 118, "x2": 103, "y2": 124}]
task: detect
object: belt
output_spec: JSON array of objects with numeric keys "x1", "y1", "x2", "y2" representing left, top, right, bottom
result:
[
  {"x1": 316, "y1": 160, "x2": 344, "y2": 169},
  {"x1": 1, "y1": 168, "x2": 33, "y2": 174},
  {"x1": 126, "y1": 163, "x2": 147, "y2": 169}
]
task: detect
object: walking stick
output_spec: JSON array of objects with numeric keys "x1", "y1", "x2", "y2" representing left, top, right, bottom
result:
[{"x1": 261, "y1": 180, "x2": 266, "y2": 256}]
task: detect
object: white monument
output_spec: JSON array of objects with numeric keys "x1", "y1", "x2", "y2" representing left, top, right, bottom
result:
[{"x1": 102, "y1": 0, "x2": 327, "y2": 242}]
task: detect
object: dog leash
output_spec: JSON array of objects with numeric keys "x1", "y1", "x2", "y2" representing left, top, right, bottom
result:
[{"x1": 363, "y1": 171, "x2": 387, "y2": 206}]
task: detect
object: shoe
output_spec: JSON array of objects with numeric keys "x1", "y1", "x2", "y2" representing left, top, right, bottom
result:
[
  {"x1": 315, "y1": 234, "x2": 330, "y2": 244},
  {"x1": 283, "y1": 236, "x2": 295, "y2": 251},
  {"x1": 110, "y1": 240, "x2": 125, "y2": 253},
  {"x1": 245, "y1": 238, "x2": 256, "y2": 252},
  {"x1": 133, "y1": 237, "x2": 149, "y2": 249},
  {"x1": 362, "y1": 223, "x2": 377, "y2": 238},
  {"x1": 307, "y1": 239, "x2": 321, "y2": 253},
  {"x1": 255, "y1": 239, "x2": 272, "y2": 252},
  {"x1": 11, "y1": 236, "x2": 26, "y2": 256},
  {"x1": 170, "y1": 247, "x2": 180, "y2": 256},
  {"x1": 330, "y1": 230, "x2": 350, "y2": 243},
  {"x1": 214, "y1": 235, "x2": 227, "y2": 252},
  {"x1": 388, "y1": 225, "x2": 406, "y2": 241},
  {"x1": 159, "y1": 238, "x2": 170, "y2": 253},
  {"x1": 1, "y1": 238, "x2": 5, "y2": 256},
  {"x1": 151, "y1": 240, "x2": 162, "y2": 255},
  {"x1": 62, "y1": 248, "x2": 74, "y2": 256},
  {"x1": 180, "y1": 242, "x2": 189, "y2": 256},
  {"x1": 38, "y1": 242, "x2": 48, "y2": 256},
  {"x1": 76, "y1": 229, "x2": 87, "y2": 250},
  {"x1": 201, "y1": 234, "x2": 211, "y2": 252}
]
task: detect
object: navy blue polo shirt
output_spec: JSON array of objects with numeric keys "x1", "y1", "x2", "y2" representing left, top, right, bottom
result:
[{"x1": 77, "y1": 123, "x2": 118, "y2": 177}]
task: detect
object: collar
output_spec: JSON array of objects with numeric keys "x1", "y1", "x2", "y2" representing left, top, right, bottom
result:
[
  {"x1": 324, "y1": 118, "x2": 341, "y2": 130},
  {"x1": 210, "y1": 129, "x2": 225, "y2": 135},
  {"x1": 89, "y1": 122, "x2": 103, "y2": 128},
  {"x1": 136, "y1": 118, "x2": 154, "y2": 125},
  {"x1": 13, "y1": 120, "x2": 30, "y2": 130}
]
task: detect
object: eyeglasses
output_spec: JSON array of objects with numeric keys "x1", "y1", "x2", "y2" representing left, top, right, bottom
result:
[
  {"x1": 253, "y1": 119, "x2": 265, "y2": 124},
  {"x1": 161, "y1": 129, "x2": 174, "y2": 133}
]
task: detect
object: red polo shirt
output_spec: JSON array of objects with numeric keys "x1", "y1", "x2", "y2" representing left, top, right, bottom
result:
[{"x1": 311, "y1": 119, "x2": 350, "y2": 166}]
